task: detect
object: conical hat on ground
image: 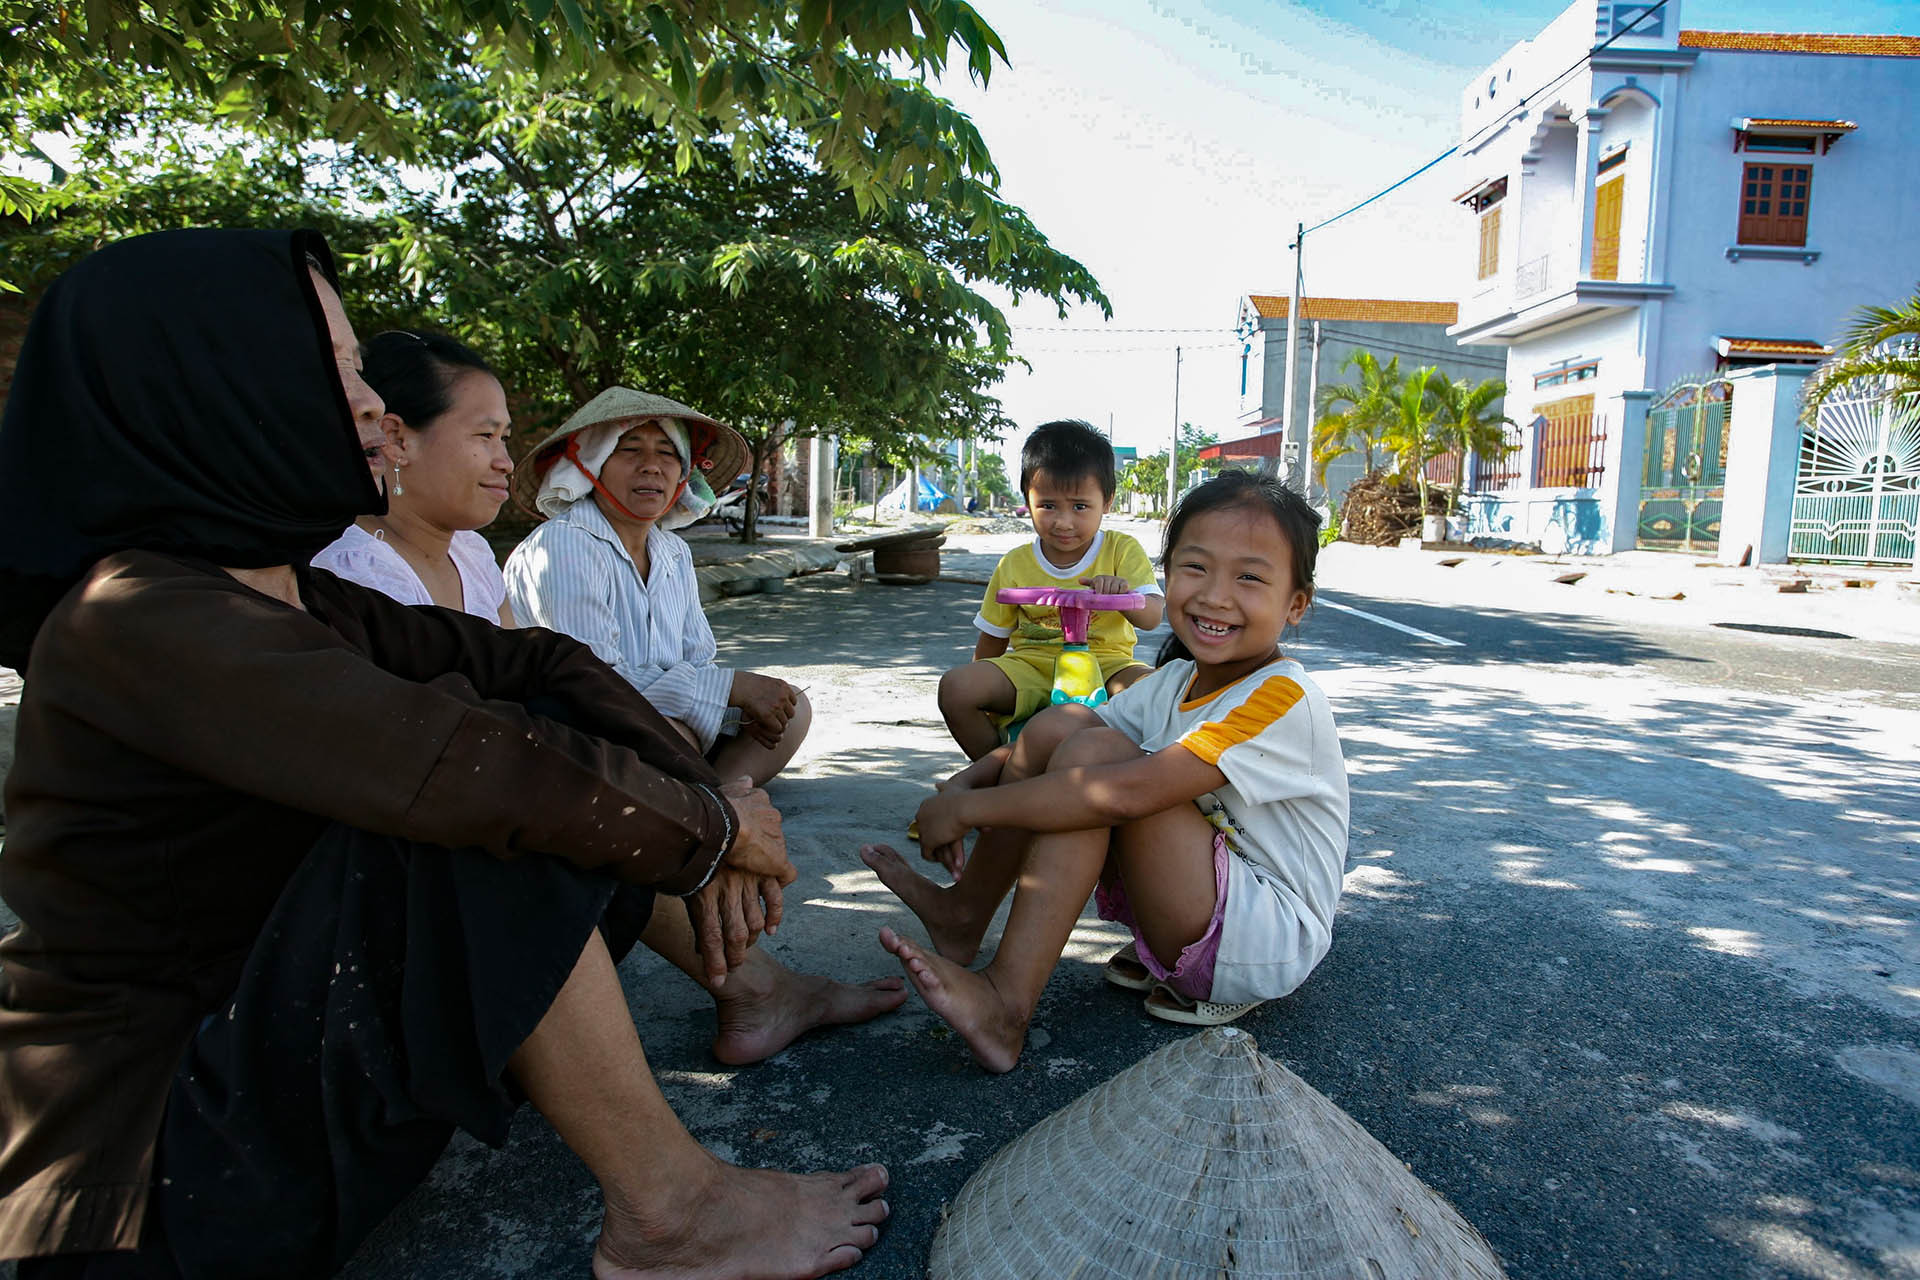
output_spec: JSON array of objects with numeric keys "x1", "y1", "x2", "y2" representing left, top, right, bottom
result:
[{"x1": 928, "y1": 1026, "x2": 1507, "y2": 1279}]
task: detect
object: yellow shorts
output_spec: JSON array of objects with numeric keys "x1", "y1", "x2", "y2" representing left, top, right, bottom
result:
[{"x1": 985, "y1": 647, "x2": 1149, "y2": 724}]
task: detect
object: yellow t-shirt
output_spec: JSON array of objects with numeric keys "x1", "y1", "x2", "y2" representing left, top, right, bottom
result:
[{"x1": 974, "y1": 530, "x2": 1163, "y2": 668}]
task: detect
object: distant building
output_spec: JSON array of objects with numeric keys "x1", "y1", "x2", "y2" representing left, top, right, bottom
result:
[
  {"x1": 1448, "y1": 0, "x2": 1920, "y2": 563},
  {"x1": 1202, "y1": 295, "x2": 1505, "y2": 508}
]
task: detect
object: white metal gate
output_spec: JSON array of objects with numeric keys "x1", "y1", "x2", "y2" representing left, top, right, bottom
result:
[{"x1": 1789, "y1": 378, "x2": 1920, "y2": 565}]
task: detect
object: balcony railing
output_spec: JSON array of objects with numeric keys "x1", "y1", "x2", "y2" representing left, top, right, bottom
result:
[{"x1": 1515, "y1": 254, "x2": 1554, "y2": 299}]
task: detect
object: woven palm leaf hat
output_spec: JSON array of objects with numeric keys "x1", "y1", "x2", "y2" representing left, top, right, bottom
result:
[
  {"x1": 929, "y1": 1028, "x2": 1508, "y2": 1279},
  {"x1": 510, "y1": 386, "x2": 750, "y2": 520}
]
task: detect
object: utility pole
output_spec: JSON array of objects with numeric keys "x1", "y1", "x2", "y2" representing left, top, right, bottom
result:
[
  {"x1": 1277, "y1": 220, "x2": 1305, "y2": 490},
  {"x1": 1304, "y1": 319, "x2": 1323, "y2": 502},
  {"x1": 807, "y1": 432, "x2": 834, "y2": 539},
  {"x1": 1165, "y1": 346, "x2": 1182, "y2": 518}
]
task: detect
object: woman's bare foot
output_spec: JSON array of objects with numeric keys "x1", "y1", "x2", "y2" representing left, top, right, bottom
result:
[
  {"x1": 878, "y1": 927, "x2": 1026, "y2": 1074},
  {"x1": 593, "y1": 1157, "x2": 889, "y2": 1279},
  {"x1": 712, "y1": 952, "x2": 907, "y2": 1066},
  {"x1": 860, "y1": 843, "x2": 988, "y2": 964}
]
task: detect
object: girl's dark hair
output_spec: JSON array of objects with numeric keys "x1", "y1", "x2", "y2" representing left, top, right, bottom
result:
[
  {"x1": 360, "y1": 329, "x2": 494, "y2": 431},
  {"x1": 1156, "y1": 469, "x2": 1321, "y2": 666},
  {"x1": 1020, "y1": 419, "x2": 1116, "y2": 499}
]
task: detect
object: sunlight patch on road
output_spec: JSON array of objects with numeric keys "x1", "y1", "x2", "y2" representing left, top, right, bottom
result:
[
  {"x1": 1687, "y1": 925, "x2": 1764, "y2": 958},
  {"x1": 1610, "y1": 857, "x2": 1698, "y2": 874},
  {"x1": 1495, "y1": 857, "x2": 1582, "y2": 890}
]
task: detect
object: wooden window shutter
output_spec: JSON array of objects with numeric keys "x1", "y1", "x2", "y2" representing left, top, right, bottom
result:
[
  {"x1": 1477, "y1": 206, "x2": 1501, "y2": 279},
  {"x1": 1591, "y1": 176, "x2": 1624, "y2": 280},
  {"x1": 1738, "y1": 163, "x2": 1811, "y2": 246}
]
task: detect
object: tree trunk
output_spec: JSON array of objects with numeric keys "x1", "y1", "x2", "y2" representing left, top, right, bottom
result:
[{"x1": 740, "y1": 436, "x2": 772, "y2": 544}]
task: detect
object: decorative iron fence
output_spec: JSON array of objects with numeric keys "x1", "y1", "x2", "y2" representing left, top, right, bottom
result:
[
  {"x1": 1637, "y1": 378, "x2": 1731, "y2": 552},
  {"x1": 1789, "y1": 377, "x2": 1920, "y2": 564},
  {"x1": 1423, "y1": 450, "x2": 1464, "y2": 487},
  {"x1": 1472, "y1": 420, "x2": 1526, "y2": 491},
  {"x1": 1515, "y1": 255, "x2": 1553, "y2": 299},
  {"x1": 1532, "y1": 394, "x2": 1607, "y2": 488}
]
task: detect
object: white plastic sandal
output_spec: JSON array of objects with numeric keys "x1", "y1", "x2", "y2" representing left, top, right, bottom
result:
[
  {"x1": 1103, "y1": 944, "x2": 1153, "y2": 992},
  {"x1": 1143, "y1": 985, "x2": 1265, "y2": 1026}
]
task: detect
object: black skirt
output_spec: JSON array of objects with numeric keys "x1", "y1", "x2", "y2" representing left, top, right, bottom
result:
[{"x1": 22, "y1": 826, "x2": 655, "y2": 1280}]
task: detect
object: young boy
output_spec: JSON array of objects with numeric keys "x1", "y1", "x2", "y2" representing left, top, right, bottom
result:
[{"x1": 938, "y1": 420, "x2": 1165, "y2": 759}]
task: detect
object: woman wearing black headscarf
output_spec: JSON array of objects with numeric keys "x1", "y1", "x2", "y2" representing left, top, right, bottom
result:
[{"x1": 0, "y1": 230, "x2": 889, "y2": 1279}]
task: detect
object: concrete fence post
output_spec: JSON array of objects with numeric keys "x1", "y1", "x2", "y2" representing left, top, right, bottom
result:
[
  {"x1": 1718, "y1": 364, "x2": 1812, "y2": 566},
  {"x1": 1605, "y1": 389, "x2": 1652, "y2": 552}
]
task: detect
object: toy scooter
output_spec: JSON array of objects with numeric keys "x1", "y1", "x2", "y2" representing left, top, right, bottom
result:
[{"x1": 994, "y1": 586, "x2": 1147, "y2": 720}]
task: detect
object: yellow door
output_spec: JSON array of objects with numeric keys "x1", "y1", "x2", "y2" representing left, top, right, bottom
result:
[{"x1": 1591, "y1": 176, "x2": 1624, "y2": 281}]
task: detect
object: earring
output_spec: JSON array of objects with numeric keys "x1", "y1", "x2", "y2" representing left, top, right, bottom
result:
[{"x1": 391, "y1": 467, "x2": 404, "y2": 497}]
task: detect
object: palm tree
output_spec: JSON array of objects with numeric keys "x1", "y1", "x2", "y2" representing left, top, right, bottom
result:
[
  {"x1": 1312, "y1": 351, "x2": 1402, "y2": 486},
  {"x1": 1803, "y1": 285, "x2": 1920, "y2": 419},
  {"x1": 1381, "y1": 365, "x2": 1447, "y2": 519},
  {"x1": 1427, "y1": 373, "x2": 1516, "y2": 517}
]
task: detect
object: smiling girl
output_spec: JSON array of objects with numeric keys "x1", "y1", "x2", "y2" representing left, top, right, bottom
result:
[{"x1": 862, "y1": 470, "x2": 1349, "y2": 1072}]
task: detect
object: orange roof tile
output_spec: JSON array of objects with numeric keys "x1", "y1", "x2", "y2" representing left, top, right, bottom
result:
[
  {"x1": 1719, "y1": 337, "x2": 1832, "y2": 357},
  {"x1": 1246, "y1": 296, "x2": 1460, "y2": 324},
  {"x1": 1680, "y1": 30, "x2": 1920, "y2": 57},
  {"x1": 1741, "y1": 118, "x2": 1856, "y2": 130}
]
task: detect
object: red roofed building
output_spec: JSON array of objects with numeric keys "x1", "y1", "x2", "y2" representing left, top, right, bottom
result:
[
  {"x1": 1222, "y1": 295, "x2": 1504, "y2": 508},
  {"x1": 1444, "y1": 0, "x2": 1920, "y2": 564}
]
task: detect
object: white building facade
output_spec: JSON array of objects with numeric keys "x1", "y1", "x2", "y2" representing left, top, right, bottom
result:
[{"x1": 1447, "y1": 0, "x2": 1920, "y2": 562}]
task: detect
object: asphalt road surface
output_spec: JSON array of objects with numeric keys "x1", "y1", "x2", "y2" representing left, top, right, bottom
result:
[{"x1": 4, "y1": 546, "x2": 1915, "y2": 1280}]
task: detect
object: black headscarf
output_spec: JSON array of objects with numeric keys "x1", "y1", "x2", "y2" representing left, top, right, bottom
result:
[{"x1": 0, "y1": 228, "x2": 383, "y2": 668}]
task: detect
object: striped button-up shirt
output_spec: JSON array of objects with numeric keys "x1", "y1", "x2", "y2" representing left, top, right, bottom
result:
[{"x1": 504, "y1": 497, "x2": 734, "y2": 749}]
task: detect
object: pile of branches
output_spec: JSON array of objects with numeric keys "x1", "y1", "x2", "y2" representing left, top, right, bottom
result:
[{"x1": 1339, "y1": 472, "x2": 1430, "y2": 546}]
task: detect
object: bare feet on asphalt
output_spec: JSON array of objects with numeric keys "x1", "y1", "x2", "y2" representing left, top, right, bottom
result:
[
  {"x1": 592, "y1": 1158, "x2": 889, "y2": 1279},
  {"x1": 711, "y1": 955, "x2": 907, "y2": 1066},
  {"x1": 859, "y1": 843, "x2": 986, "y2": 965},
  {"x1": 878, "y1": 927, "x2": 1026, "y2": 1074}
]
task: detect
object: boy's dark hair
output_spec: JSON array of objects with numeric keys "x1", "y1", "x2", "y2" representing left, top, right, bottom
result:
[
  {"x1": 1019, "y1": 419, "x2": 1116, "y2": 500},
  {"x1": 360, "y1": 329, "x2": 494, "y2": 432},
  {"x1": 1157, "y1": 469, "x2": 1321, "y2": 666}
]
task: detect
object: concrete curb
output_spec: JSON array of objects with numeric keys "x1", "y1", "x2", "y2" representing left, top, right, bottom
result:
[{"x1": 693, "y1": 543, "x2": 845, "y2": 605}]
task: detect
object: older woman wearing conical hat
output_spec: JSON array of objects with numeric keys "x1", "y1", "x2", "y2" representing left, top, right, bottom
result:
[{"x1": 505, "y1": 388, "x2": 812, "y2": 787}]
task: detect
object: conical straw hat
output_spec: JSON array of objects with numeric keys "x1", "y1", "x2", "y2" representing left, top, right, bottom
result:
[{"x1": 928, "y1": 1027, "x2": 1506, "y2": 1279}]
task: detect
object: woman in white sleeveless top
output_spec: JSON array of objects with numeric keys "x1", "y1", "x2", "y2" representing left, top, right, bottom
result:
[{"x1": 312, "y1": 330, "x2": 515, "y2": 622}]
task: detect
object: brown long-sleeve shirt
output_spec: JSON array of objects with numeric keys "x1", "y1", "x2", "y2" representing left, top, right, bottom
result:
[{"x1": 0, "y1": 551, "x2": 736, "y2": 1259}]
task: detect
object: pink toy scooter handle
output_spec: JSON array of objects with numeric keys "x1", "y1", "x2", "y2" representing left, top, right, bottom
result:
[{"x1": 996, "y1": 586, "x2": 1147, "y2": 645}]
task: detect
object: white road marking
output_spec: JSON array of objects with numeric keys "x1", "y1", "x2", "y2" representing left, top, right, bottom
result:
[{"x1": 1319, "y1": 598, "x2": 1463, "y2": 647}]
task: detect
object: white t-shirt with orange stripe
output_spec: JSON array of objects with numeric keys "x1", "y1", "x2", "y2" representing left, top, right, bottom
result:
[{"x1": 1096, "y1": 655, "x2": 1349, "y2": 1004}]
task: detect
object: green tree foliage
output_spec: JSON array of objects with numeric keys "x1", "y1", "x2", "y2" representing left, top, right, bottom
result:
[
  {"x1": 1802, "y1": 284, "x2": 1920, "y2": 419},
  {"x1": 1311, "y1": 350, "x2": 1401, "y2": 486},
  {"x1": 1312, "y1": 350, "x2": 1510, "y2": 518},
  {"x1": 3, "y1": 0, "x2": 1021, "y2": 243},
  {"x1": 4, "y1": 17, "x2": 1109, "y2": 540},
  {"x1": 1425, "y1": 371, "x2": 1514, "y2": 516},
  {"x1": 972, "y1": 450, "x2": 1014, "y2": 502},
  {"x1": 1119, "y1": 423, "x2": 1215, "y2": 514}
]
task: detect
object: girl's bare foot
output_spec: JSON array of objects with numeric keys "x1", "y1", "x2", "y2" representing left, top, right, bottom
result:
[
  {"x1": 711, "y1": 954, "x2": 907, "y2": 1066},
  {"x1": 592, "y1": 1157, "x2": 889, "y2": 1280},
  {"x1": 860, "y1": 844, "x2": 988, "y2": 964},
  {"x1": 878, "y1": 927, "x2": 1026, "y2": 1074}
]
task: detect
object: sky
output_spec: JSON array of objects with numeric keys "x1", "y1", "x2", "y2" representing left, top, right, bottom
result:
[{"x1": 935, "y1": 0, "x2": 1920, "y2": 484}]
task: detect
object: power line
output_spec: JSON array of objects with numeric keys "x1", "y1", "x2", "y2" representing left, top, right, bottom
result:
[
  {"x1": 1296, "y1": 0, "x2": 1675, "y2": 242},
  {"x1": 1015, "y1": 340, "x2": 1240, "y2": 355},
  {"x1": 1311, "y1": 326, "x2": 1507, "y2": 366},
  {"x1": 1010, "y1": 325, "x2": 1234, "y2": 334}
]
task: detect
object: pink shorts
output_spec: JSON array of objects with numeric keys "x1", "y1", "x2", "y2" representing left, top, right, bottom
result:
[{"x1": 1094, "y1": 830, "x2": 1230, "y2": 1001}]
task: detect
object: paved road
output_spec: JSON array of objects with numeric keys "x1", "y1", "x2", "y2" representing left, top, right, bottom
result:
[
  {"x1": 6, "y1": 544, "x2": 1917, "y2": 1280},
  {"x1": 329, "y1": 560, "x2": 1920, "y2": 1280},
  {"x1": 1286, "y1": 585, "x2": 1920, "y2": 705}
]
